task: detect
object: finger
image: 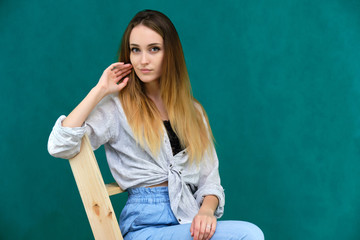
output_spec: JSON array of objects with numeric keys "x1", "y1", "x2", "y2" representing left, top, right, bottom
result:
[
  {"x1": 203, "y1": 223, "x2": 211, "y2": 240},
  {"x1": 199, "y1": 221, "x2": 208, "y2": 240},
  {"x1": 193, "y1": 218, "x2": 201, "y2": 240},
  {"x1": 115, "y1": 68, "x2": 132, "y2": 79},
  {"x1": 113, "y1": 63, "x2": 132, "y2": 73},
  {"x1": 116, "y1": 77, "x2": 129, "y2": 90},
  {"x1": 109, "y1": 62, "x2": 125, "y2": 71},
  {"x1": 190, "y1": 220, "x2": 194, "y2": 236},
  {"x1": 114, "y1": 71, "x2": 132, "y2": 86},
  {"x1": 207, "y1": 228, "x2": 215, "y2": 240},
  {"x1": 207, "y1": 220, "x2": 217, "y2": 240},
  {"x1": 112, "y1": 66, "x2": 132, "y2": 76}
]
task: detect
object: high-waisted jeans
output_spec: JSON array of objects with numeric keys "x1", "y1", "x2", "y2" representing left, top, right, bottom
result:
[{"x1": 119, "y1": 187, "x2": 264, "y2": 240}]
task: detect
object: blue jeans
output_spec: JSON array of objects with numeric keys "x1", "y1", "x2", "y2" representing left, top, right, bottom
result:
[{"x1": 119, "y1": 187, "x2": 264, "y2": 240}]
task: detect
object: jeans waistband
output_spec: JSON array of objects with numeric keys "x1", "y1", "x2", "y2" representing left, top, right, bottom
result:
[{"x1": 126, "y1": 186, "x2": 170, "y2": 204}]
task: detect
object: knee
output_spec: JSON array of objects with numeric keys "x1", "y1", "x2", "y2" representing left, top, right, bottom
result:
[
  {"x1": 243, "y1": 222, "x2": 264, "y2": 240},
  {"x1": 216, "y1": 221, "x2": 264, "y2": 240}
]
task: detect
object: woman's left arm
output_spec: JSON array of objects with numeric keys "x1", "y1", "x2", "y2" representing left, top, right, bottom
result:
[
  {"x1": 190, "y1": 144, "x2": 225, "y2": 240},
  {"x1": 191, "y1": 104, "x2": 225, "y2": 240},
  {"x1": 190, "y1": 195, "x2": 219, "y2": 240}
]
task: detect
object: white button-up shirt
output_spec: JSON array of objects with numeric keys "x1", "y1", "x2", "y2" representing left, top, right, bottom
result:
[{"x1": 48, "y1": 93, "x2": 225, "y2": 224}]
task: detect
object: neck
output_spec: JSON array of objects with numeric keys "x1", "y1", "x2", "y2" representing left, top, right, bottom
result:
[
  {"x1": 144, "y1": 79, "x2": 161, "y2": 100},
  {"x1": 144, "y1": 79, "x2": 168, "y2": 120}
]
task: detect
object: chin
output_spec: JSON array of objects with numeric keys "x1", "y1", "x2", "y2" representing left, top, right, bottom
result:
[
  {"x1": 138, "y1": 76, "x2": 159, "y2": 84},
  {"x1": 139, "y1": 77, "x2": 153, "y2": 83}
]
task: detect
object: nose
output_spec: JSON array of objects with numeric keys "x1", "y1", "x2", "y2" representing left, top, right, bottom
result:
[{"x1": 140, "y1": 52, "x2": 149, "y2": 65}]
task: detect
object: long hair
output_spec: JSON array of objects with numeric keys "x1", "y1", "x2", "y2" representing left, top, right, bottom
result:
[{"x1": 118, "y1": 10, "x2": 214, "y2": 163}]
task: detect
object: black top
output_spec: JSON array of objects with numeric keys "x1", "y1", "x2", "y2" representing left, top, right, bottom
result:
[{"x1": 163, "y1": 121, "x2": 184, "y2": 156}]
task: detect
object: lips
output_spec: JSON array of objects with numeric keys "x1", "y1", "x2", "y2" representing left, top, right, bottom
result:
[{"x1": 140, "y1": 68, "x2": 152, "y2": 74}]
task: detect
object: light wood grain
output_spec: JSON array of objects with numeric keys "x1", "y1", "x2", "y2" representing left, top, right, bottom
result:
[
  {"x1": 106, "y1": 182, "x2": 124, "y2": 196},
  {"x1": 69, "y1": 135, "x2": 123, "y2": 240}
]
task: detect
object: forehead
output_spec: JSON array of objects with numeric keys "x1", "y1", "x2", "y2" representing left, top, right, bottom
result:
[{"x1": 129, "y1": 25, "x2": 163, "y2": 45}]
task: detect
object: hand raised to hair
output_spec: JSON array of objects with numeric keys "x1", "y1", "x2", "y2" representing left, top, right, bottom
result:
[{"x1": 96, "y1": 62, "x2": 132, "y2": 95}]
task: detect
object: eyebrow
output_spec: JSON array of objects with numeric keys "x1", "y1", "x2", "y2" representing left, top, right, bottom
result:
[{"x1": 130, "y1": 43, "x2": 162, "y2": 47}]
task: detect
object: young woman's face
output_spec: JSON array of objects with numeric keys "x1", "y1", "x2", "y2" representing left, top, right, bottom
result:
[{"x1": 129, "y1": 25, "x2": 164, "y2": 84}]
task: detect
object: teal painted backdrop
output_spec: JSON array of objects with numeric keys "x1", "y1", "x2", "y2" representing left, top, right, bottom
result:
[{"x1": 1, "y1": 0, "x2": 360, "y2": 239}]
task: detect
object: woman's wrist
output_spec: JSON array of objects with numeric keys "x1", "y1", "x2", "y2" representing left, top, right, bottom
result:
[
  {"x1": 199, "y1": 195, "x2": 219, "y2": 215},
  {"x1": 92, "y1": 84, "x2": 109, "y2": 100},
  {"x1": 62, "y1": 85, "x2": 107, "y2": 128},
  {"x1": 198, "y1": 207, "x2": 215, "y2": 215}
]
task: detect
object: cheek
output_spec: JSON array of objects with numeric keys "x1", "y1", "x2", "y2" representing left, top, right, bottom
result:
[
  {"x1": 130, "y1": 53, "x2": 140, "y2": 65},
  {"x1": 158, "y1": 55, "x2": 164, "y2": 70},
  {"x1": 129, "y1": 54, "x2": 135, "y2": 65}
]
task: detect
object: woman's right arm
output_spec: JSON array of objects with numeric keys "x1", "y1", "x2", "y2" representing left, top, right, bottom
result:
[
  {"x1": 48, "y1": 62, "x2": 132, "y2": 158},
  {"x1": 63, "y1": 62, "x2": 132, "y2": 128}
]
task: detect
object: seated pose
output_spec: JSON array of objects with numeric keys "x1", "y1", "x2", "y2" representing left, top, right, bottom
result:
[{"x1": 48, "y1": 9, "x2": 264, "y2": 240}]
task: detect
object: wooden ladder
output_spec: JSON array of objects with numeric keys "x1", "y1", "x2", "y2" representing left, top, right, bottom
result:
[{"x1": 68, "y1": 135, "x2": 124, "y2": 240}]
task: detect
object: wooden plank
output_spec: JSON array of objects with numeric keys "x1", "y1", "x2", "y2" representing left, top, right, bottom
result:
[
  {"x1": 106, "y1": 182, "x2": 124, "y2": 196},
  {"x1": 69, "y1": 135, "x2": 123, "y2": 240}
]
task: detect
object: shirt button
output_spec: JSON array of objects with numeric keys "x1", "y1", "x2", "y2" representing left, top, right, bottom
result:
[
  {"x1": 179, "y1": 171, "x2": 182, "y2": 175},
  {"x1": 169, "y1": 164, "x2": 173, "y2": 168},
  {"x1": 178, "y1": 218, "x2": 181, "y2": 222}
]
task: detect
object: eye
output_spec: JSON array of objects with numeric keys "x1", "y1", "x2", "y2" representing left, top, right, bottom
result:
[
  {"x1": 131, "y1": 47, "x2": 140, "y2": 53},
  {"x1": 150, "y1": 47, "x2": 160, "y2": 52}
]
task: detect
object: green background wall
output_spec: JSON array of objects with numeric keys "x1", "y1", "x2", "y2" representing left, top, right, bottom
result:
[{"x1": 1, "y1": 0, "x2": 360, "y2": 239}]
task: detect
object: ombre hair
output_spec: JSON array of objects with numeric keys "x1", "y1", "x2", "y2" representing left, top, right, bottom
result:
[{"x1": 118, "y1": 10, "x2": 214, "y2": 163}]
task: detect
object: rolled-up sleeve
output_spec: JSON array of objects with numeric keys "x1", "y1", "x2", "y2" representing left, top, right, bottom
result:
[
  {"x1": 47, "y1": 115, "x2": 87, "y2": 159},
  {"x1": 47, "y1": 95, "x2": 117, "y2": 159},
  {"x1": 192, "y1": 102, "x2": 225, "y2": 218},
  {"x1": 194, "y1": 146, "x2": 225, "y2": 218}
]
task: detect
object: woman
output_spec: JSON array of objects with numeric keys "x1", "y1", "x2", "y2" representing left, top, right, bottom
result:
[{"x1": 48, "y1": 9, "x2": 264, "y2": 240}]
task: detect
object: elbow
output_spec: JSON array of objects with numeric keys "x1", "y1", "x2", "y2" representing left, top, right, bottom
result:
[
  {"x1": 47, "y1": 138, "x2": 79, "y2": 159},
  {"x1": 47, "y1": 142, "x2": 68, "y2": 159}
]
